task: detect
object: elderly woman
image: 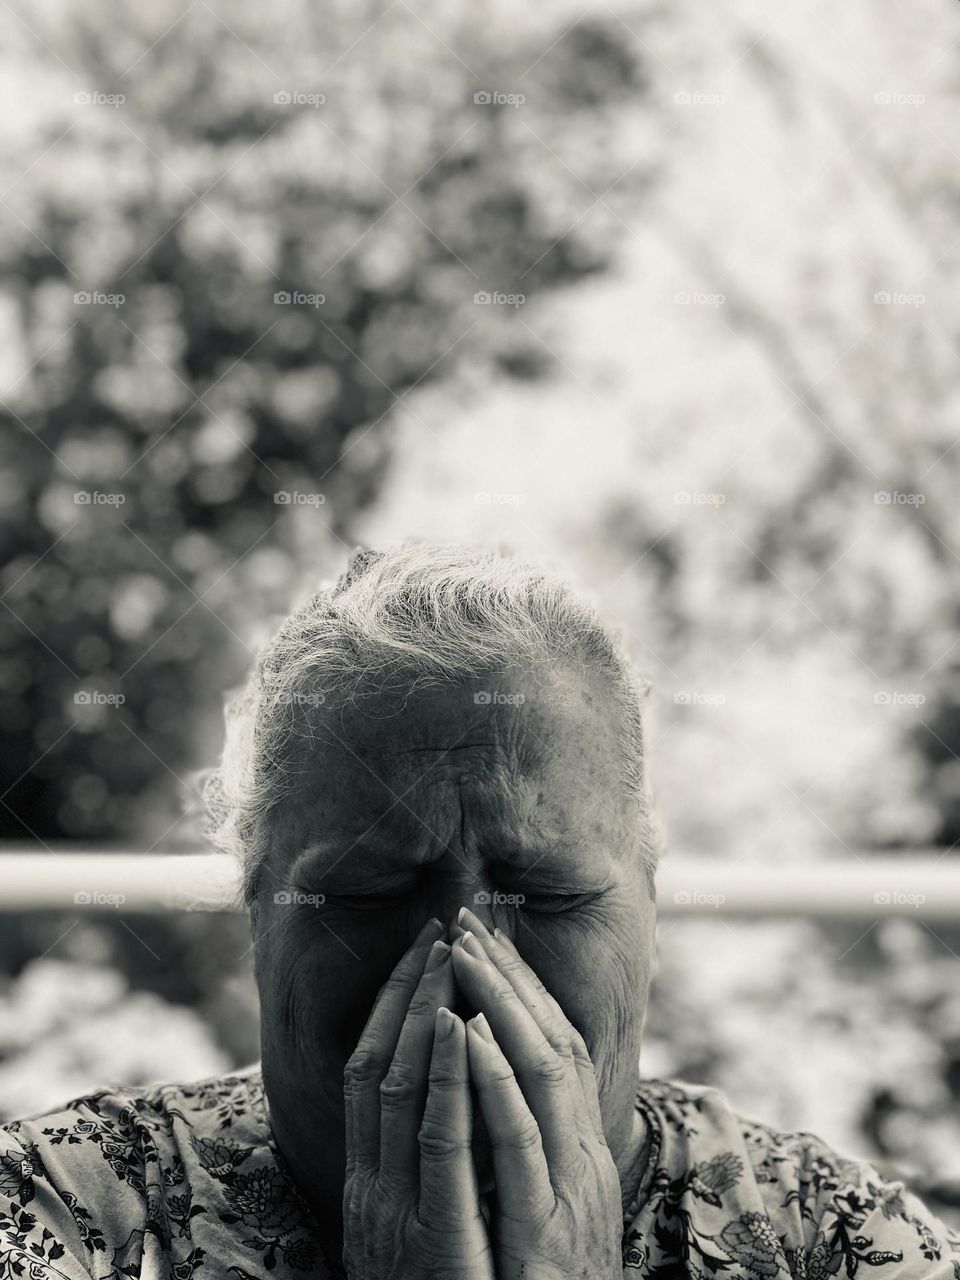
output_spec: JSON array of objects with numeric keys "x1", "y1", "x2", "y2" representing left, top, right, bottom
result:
[{"x1": 1, "y1": 542, "x2": 957, "y2": 1279}]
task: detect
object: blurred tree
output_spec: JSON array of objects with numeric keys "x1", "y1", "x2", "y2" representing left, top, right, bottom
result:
[
  {"x1": 0, "y1": 0, "x2": 654, "y2": 848},
  {"x1": 916, "y1": 657, "x2": 960, "y2": 848}
]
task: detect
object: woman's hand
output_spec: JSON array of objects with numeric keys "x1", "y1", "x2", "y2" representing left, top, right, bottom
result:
[
  {"x1": 451, "y1": 908, "x2": 624, "y2": 1280},
  {"x1": 342, "y1": 918, "x2": 496, "y2": 1280}
]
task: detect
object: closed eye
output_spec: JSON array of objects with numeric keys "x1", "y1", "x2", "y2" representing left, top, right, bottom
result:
[
  {"x1": 517, "y1": 890, "x2": 598, "y2": 914},
  {"x1": 312, "y1": 880, "x2": 600, "y2": 913},
  {"x1": 319, "y1": 886, "x2": 421, "y2": 912}
]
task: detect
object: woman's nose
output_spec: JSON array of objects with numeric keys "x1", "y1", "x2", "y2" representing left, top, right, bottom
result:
[
  {"x1": 427, "y1": 889, "x2": 496, "y2": 939},
  {"x1": 424, "y1": 871, "x2": 522, "y2": 944},
  {"x1": 446, "y1": 899, "x2": 522, "y2": 946},
  {"x1": 456, "y1": 898, "x2": 495, "y2": 935}
]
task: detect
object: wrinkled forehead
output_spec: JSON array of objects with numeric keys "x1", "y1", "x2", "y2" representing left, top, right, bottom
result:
[{"x1": 271, "y1": 663, "x2": 632, "y2": 859}]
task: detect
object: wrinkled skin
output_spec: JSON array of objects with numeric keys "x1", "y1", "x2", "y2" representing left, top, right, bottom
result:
[{"x1": 250, "y1": 664, "x2": 657, "y2": 1267}]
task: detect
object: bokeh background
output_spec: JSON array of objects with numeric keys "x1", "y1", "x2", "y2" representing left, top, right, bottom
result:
[{"x1": 1, "y1": 0, "x2": 959, "y2": 1227}]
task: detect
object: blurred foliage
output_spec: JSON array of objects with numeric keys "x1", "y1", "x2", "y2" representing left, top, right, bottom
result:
[
  {"x1": 0, "y1": 954, "x2": 233, "y2": 1119},
  {"x1": 0, "y1": 0, "x2": 653, "y2": 846},
  {"x1": 644, "y1": 915, "x2": 960, "y2": 1226}
]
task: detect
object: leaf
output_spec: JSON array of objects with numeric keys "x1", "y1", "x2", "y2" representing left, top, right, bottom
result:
[{"x1": 653, "y1": 1220, "x2": 683, "y2": 1254}]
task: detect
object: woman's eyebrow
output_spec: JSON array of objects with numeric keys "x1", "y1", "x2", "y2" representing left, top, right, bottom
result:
[
  {"x1": 481, "y1": 833, "x2": 589, "y2": 862},
  {"x1": 292, "y1": 836, "x2": 422, "y2": 875},
  {"x1": 295, "y1": 835, "x2": 601, "y2": 881}
]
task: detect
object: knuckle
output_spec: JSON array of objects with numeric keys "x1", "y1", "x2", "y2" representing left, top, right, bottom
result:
[
  {"x1": 406, "y1": 989, "x2": 439, "y2": 1020},
  {"x1": 505, "y1": 1122, "x2": 544, "y2": 1153},
  {"x1": 427, "y1": 1062, "x2": 466, "y2": 1090},
  {"x1": 546, "y1": 1031, "x2": 575, "y2": 1063},
  {"x1": 417, "y1": 1124, "x2": 471, "y2": 1160},
  {"x1": 533, "y1": 1052, "x2": 568, "y2": 1086},
  {"x1": 381, "y1": 968, "x2": 417, "y2": 999},
  {"x1": 476, "y1": 1063, "x2": 516, "y2": 1092},
  {"x1": 497, "y1": 954, "x2": 528, "y2": 983},
  {"x1": 379, "y1": 1063, "x2": 419, "y2": 1109},
  {"x1": 344, "y1": 1049, "x2": 383, "y2": 1092}
]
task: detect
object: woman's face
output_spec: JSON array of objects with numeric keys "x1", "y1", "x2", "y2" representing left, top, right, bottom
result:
[{"x1": 251, "y1": 663, "x2": 656, "y2": 1216}]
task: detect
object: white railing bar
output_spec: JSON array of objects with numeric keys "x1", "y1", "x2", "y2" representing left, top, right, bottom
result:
[
  {"x1": 0, "y1": 851, "x2": 959, "y2": 918},
  {"x1": 0, "y1": 853, "x2": 242, "y2": 913}
]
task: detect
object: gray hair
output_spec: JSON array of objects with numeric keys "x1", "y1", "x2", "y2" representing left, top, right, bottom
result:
[{"x1": 198, "y1": 541, "x2": 661, "y2": 903}]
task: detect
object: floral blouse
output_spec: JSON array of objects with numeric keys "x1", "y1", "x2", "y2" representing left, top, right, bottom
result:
[{"x1": 0, "y1": 1068, "x2": 956, "y2": 1279}]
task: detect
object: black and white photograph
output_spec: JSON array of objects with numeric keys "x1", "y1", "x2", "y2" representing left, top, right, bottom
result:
[{"x1": 1, "y1": 1, "x2": 959, "y2": 1276}]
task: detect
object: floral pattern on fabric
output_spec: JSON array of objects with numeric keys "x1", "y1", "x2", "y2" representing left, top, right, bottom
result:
[
  {"x1": 0, "y1": 1069, "x2": 955, "y2": 1278},
  {"x1": 623, "y1": 1080, "x2": 960, "y2": 1278},
  {"x1": 0, "y1": 1071, "x2": 336, "y2": 1280}
]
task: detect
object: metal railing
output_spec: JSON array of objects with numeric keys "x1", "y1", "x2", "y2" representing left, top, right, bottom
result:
[{"x1": 1, "y1": 849, "x2": 958, "y2": 918}]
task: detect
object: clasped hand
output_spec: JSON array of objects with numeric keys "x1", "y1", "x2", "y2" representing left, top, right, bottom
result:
[{"x1": 342, "y1": 907, "x2": 624, "y2": 1280}]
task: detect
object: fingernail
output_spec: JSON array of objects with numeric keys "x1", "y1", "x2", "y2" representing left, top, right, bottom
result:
[
  {"x1": 415, "y1": 917, "x2": 444, "y2": 947},
  {"x1": 459, "y1": 930, "x2": 487, "y2": 961},
  {"x1": 436, "y1": 1006, "x2": 457, "y2": 1039},
  {"x1": 423, "y1": 940, "x2": 451, "y2": 974},
  {"x1": 459, "y1": 905, "x2": 490, "y2": 934},
  {"x1": 469, "y1": 1012, "x2": 495, "y2": 1044}
]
